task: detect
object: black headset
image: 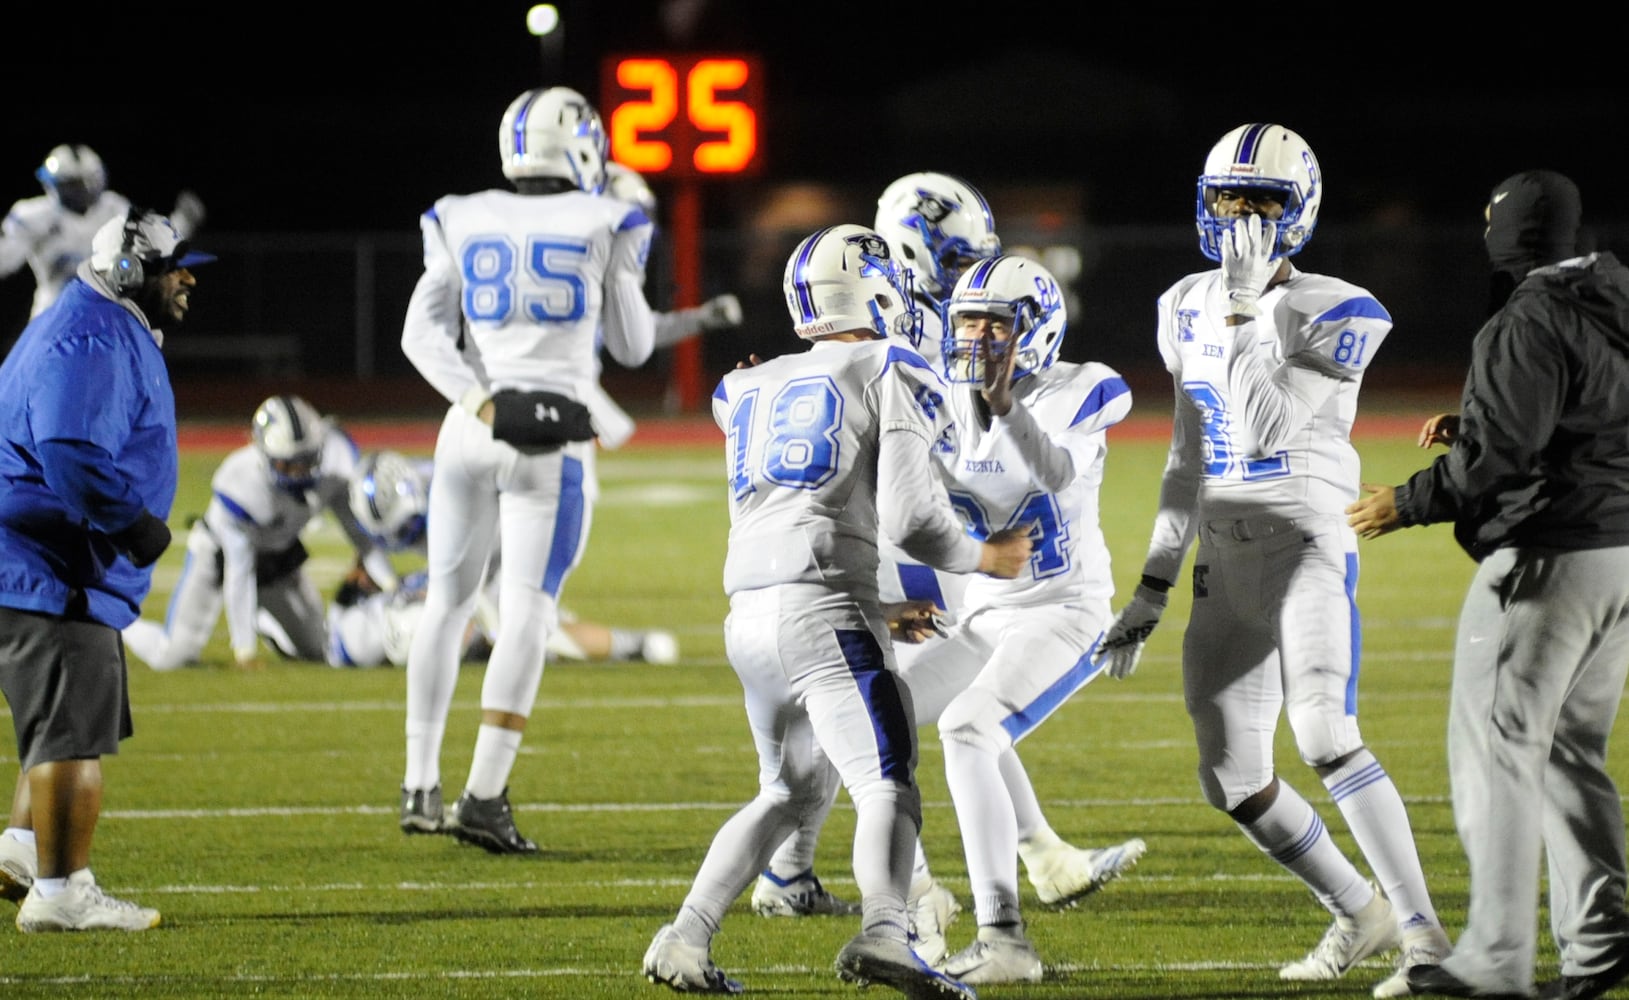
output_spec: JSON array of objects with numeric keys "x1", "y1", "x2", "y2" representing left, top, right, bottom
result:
[{"x1": 107, "y1": 206, "x2": 150, "y2": 293}]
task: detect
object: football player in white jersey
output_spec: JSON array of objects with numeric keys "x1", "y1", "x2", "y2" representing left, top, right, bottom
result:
[
  {"x1": 0, "y1": 145, "x2": 204, "y2": 323},
  {"x1": 397, "y1": 87, "x2": 656, "y2": 855},
  {"x1": 326, "y1": 450, "x2": 679, "y2": 671},
  {"x1": 1095, "y1": 123, "x2": 1451, "y2": 999},
  {"x1": 642, "y1": 223, "x2": 1030, "y2": 999},
  {"x1": 121, "y1": 395, "x2": 390, "y2": 672},
  {"x1": 755, "y1": 177, "x2": 1143, "y2": 964},
  {"x1": 886, "y1": 254, "x2": 1137, "y2": 984}
]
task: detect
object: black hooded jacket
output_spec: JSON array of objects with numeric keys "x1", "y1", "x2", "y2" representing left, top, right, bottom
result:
[{"x1": 1394, "y1": 181, "x2": 1629, "y2": 559}]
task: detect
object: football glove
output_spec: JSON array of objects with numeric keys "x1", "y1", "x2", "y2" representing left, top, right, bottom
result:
[
  {"x1": 110, "y1": 510, "x2": 171, "y2": 568},
  {"x1": 1097, "y1": 583, "x2": 1169, "y2": 679},
  {"x1": 697, "y1": 293, "x2": 742, "y2": 332},
  {"x1": 1220, "y1": 214, "x2": 1278, "y2": 317},
  {"x1": 489, "y1": 390, "x2": 595, "y2": 447},
  {"x1": 171, "y1": 189, "x2": 207, "y2": 236}
]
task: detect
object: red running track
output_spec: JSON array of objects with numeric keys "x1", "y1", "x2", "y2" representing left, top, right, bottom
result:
[{"x1": 178, "y1": 412, "x2": 1439, "y2": 453}]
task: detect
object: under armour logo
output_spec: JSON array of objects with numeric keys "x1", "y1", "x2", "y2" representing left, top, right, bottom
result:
[{"x1": 535, "y1": 403, "x2": 559, "y2": 423}]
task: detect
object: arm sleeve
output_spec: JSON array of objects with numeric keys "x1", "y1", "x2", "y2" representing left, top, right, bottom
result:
[
  {"x1": 0, "y1": 209, "x2": 36, "y2": 277},
  {"x1": 400, "y1": 207, "x2": 484, "y2": 405},
  {"x1": 319, "y1": 475, "x2": 402, "y2": 592},
  {"x1": 651, "y1": 308, "x2": 698, "y2": 350},
  {"x1": 1224, "y1": 326, "x2": 1346, "y2": 459},
  {"x1": 990, "y1": 399, "x2": 1079, "y2": 495},
  {"x1": 204, "y1": 498, "x2": 261, "y2": 661},
  {"x1": 1142, "y1": 381, "x2": 1204, "y2": 584},
  {"x1": 599, "y1": 219, "x2": 657, "y2": 368},
  {"x1": 1396, "y1": 314, "x2": 1562, "y2": 526}
]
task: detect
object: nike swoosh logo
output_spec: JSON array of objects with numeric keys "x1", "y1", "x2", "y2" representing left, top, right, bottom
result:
[{"x1": 1493, "y1": 191, "x2": 1510, "y2": 203}]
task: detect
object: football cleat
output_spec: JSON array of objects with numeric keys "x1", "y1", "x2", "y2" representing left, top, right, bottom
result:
[
  {"x1": 445, "y1": 787, "x2": 538, "y2": 854},
  {"x1": 751, "y1": 869, "x2": 861, "y2": 917},
  {"x1": 1023, "y1": 836, "x2": 1147, "y2": 907},
  {"x1": 16, "y1": 870, "x2": 159, "y2": 932},
  {"x1": 835, "y1": 931, "x2": 977, "y2": 999},
  {"x1": 907, "y1": 880, "x2": 962, "y2": 966},
  {"x1": 1280, "y1": 883, "x2": 1400, "y2": 981},
  {"x1": 1372, "y1": 926, "x2": 1452, "y2": 999},
  {"x1": 399, "y1": 785, "x2": 445, "y2": 836},
  {"x1": 643, "y1": 923, "x2": 743, "y2": 994},
  {"x1": 637, "y1": 630, "x2": 681, "y2": 666},
  {"x1": 0, "y1": 833, "x2": 37, "y2": 903},
  {"x1": 939, "y1": 924, "x2": 1044, "y2": 984}
]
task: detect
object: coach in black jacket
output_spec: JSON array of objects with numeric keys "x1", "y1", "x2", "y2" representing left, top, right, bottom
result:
[{"x1": 1347, "y1": 170, "x2": 1629, "y2": 1000}]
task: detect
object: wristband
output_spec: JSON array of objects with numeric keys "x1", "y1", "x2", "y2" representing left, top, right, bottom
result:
[{"x1": 458, "y1": 385, "x2": 491, "y2": 418}]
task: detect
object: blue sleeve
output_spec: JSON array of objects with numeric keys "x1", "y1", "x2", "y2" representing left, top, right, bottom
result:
[{"x1": 36, "y1": 438, "x2": 148, "y2": 533}]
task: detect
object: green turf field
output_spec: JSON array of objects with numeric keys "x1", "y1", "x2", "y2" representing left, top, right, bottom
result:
[{"x1": 0, "y1": 415, "x2": 1607, "y2": 999}]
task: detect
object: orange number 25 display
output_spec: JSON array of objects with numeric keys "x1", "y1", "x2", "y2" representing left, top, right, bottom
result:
[{"x1": 600, "y1": 54, "x2": 762, "y2": 177}]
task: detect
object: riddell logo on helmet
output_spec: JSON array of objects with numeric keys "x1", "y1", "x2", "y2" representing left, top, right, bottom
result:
[
  {"x1": 801, "y1": 320, "x2": 838, "y2": 335},
  {"x1": 1226, "y1": 165, "x2": 1264, "y2": 177}
]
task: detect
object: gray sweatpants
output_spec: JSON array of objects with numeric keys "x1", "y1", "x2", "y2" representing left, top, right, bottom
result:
[{"x1": 1441, "y1": 544, "x2": 1629, "y2": 992}]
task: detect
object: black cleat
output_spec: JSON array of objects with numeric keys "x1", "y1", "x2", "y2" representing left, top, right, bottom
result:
[
  {"x1": 446, "y1": 787, "x2": 538, "y2": 854},
  {"x1": 400, "y1": 785, "x2": 445, "y2": 835}
]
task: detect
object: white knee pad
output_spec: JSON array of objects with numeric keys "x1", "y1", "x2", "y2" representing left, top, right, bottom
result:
[
  {"x1": 845, "y1": 775, "x2": 922, "y2": 830},
  {"x1": 1286, "y1": 701, "x2": 1363, "y2": 768},
  {"x1": 937, "y1": 687, "x2": 1013, "y2": 757},
  {"x1": 480, "y1": 583, "x2": 557, "y2": 716}
]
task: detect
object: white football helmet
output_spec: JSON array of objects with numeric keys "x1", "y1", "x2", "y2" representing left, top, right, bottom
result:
[
  {"x1": 782, "y1": 224, "x2": 921, "y2": 342},
  {"x1": 1196, "y1": 123, "x2": 1322, "y2": 262},
  {"x1": 250, "y1": 395, "x2": 326, "y2": 490},
  {"x1": 874, "y1": 172, "x2": 1001, "y2": 302},
  {"x1": 944, "y1": 254, "x2": 1067, "y2": 383},
  {"x1": 349, "y1": 450, "x2": 429, "y2": 552},
  {"x1": 498, "y1": 86, "x2": 608, "y2": 194},
  {"x1": 37, "y1": 144, "x2": 106, "y2": 215},
  {"x1": 605, "y1": 162, "x2": 656, "y2": 215}
]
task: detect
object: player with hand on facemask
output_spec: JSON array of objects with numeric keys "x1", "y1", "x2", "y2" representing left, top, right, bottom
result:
[{"x1": 1097, "y1": 123, "x2": 1449, "y2": 999}]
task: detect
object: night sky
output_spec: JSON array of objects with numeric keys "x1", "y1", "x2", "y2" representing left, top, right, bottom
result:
[{"x1": 8, "y1": 3, "x2": 1625, "y2": 234}]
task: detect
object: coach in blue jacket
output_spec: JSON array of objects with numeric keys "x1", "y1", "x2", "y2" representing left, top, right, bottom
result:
[{"x1": 0, "y1": 208, "x2": 212, "y2": 931}]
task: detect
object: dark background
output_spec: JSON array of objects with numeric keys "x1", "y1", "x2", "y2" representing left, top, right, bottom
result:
[
  {"x1": 8, "y1": 2, "x2": 1623, "y2": 232},
  {"x1": 4, "y1": 2, "x2": 1625, "y2": 414}
]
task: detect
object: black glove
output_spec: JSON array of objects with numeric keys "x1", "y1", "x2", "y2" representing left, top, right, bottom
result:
[
  {"x1": 110, "y1": 511, "x2": 172, "y2": 568},
  {"x1": 490, "y1": 390, "x2": 595, "y2": 447}
]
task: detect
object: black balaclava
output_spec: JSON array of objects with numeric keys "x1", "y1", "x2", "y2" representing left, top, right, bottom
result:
[{"x1": 1484, "y1": 169, "x2": 1581, "y2": 314}]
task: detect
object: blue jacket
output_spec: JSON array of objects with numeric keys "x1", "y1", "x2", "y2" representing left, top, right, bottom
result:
[{"x1": 0, "y1": 276, "x2": 178, "y2": 627}]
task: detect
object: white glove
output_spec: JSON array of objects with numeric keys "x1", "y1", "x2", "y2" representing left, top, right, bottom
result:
[
  {"x1": 698, "y1": 293, "x2": 742, "y2": 332},
  {"x1": 1096, "y1": 583, "x2": 1169, "y2": 679},
  {"x1": 171, "y1": 189, "x2": 207, "y2": 237},
  {"x1": 1220, "y1": 213, "x2": 1278, "y2": 317}
]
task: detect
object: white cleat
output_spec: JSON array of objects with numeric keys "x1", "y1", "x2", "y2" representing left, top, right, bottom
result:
[
  {"x1": 0, "y1": 834, "x2": 37, "y2": 904},
  {"x1": 1025, "y1": 836, "x2": 1147, "y2": 907},
  {"x1": 939, "y1": 925, "x2": 1044, "y2": 985},
  {"x1": 15, "y1": 870, "x2": 159, "y2": 932},
  {"x1": 750, "y1": 869, "x2": 861, "y2": 917},
  {"x1": 907, "y1": 880, "x2": 962, "y2": 966},
  {"x1": 1372, "y1": 926, "x2": 1453, "y2": 998},
  {"x1": 835, "y1": 932, "x2": 977, "y2": 999},
  {"x1": 1280, "y1": 883, "x2": 1401, "y2": 981},
  {"x1": 638, "y1": 630, "x2": 681, "y2": 666},
  {"x1": 642, "y1": 924, "x2": 743, "y2": 994}
]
